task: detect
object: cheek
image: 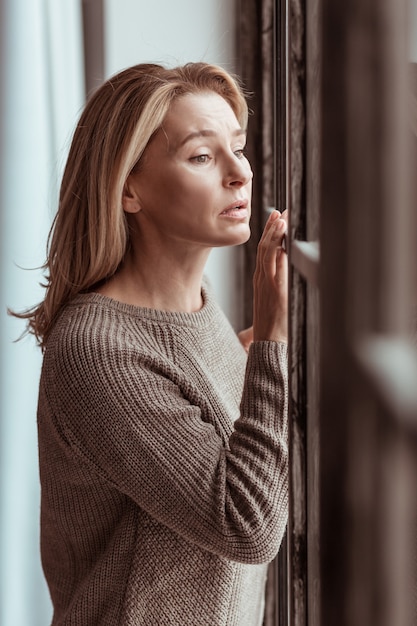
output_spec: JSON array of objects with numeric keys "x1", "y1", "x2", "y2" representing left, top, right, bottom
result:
[
  {"x1": 246, "y1": 163, "x2": 254, "y2": 183},
  {"x1": 245, "y1": 179, "x2": 253, "y2": 204},
  {"x1": 176, "y1": 177, "x2": 215, "y2": 203}
]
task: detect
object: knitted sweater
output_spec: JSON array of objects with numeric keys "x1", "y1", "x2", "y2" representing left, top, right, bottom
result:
[{"x1": 38, "y1": 283, "x2": 288, "y2": 625}]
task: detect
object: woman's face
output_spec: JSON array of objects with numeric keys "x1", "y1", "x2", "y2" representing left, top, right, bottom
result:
[{"x1": 124, "y1": 92, "x2": 253, "y2": 253}]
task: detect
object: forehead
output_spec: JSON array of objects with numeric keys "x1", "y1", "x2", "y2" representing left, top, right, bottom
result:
[
  {"x1": 168, "y1": 91, "x2": 237, "y2": 118},
  {"x1": 161, "y1": 92, "x2": 242, "y2": 146}
]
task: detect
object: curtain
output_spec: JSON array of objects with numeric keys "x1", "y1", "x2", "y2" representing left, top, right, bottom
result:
[
  {"x1": 237, "y1": 0, "x2": 276, "y2": 330},
  {"x1": 237, "y1": 2, "x2": 286, "y2": 624},
  {"x1": 0, "y1": 1, "x2": 84, "y2": 623}
]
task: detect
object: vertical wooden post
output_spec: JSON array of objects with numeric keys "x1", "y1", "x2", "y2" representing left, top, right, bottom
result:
[
  {"x1": 287, "y1": 0, "x2": 307, "y2": 623},
  {"x1": 319, "y1": 0, "x2": 351, "y2": 623}
]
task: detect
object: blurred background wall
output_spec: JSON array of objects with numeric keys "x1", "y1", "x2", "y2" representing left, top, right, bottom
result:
[{"x1": 0, "y1": 1, "x2": 238, "y2": 623}]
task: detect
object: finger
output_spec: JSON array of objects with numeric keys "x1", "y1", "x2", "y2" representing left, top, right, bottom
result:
[
  {"x1": 254, "y1": 212, "x2": 287, "y2": 286},
  {"x1": 277, "y1": 211, "x2": 288, "y2": 249},
  {"x1": 263, "y1": 219, "x2": 286, "y2": 263},
  {"x1": 255, "y1": 220, "x2": 286, "y2": 286},
  {"x1": 275, "y1": 246, "x2": 288, "y2": 286},
  {"x1": 258, "y1": 211, "x2": 280, "y2": 247},
  {"x1": 279, "y1": 209, "x2": 288, "y2": 223},
  {"x1": 257, "y1": 212, "x2": 285, "y2": 260}
]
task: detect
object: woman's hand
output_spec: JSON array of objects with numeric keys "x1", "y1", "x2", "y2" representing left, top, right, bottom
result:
[
  {"x1": 238, "y1": 326, "x2": 253, "y2": 353},
  {"x1": 252, "y1": 210, "x2": 288, "y2": 343}
]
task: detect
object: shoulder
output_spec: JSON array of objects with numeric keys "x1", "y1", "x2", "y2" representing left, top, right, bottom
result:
[
  {"x1": 41, "y1": 296, "x2": 183, "y2": 419},
  {"x1": 48, "y1": 294, "x2": 134, "y2": 354},
  {"x1": 43, "y1": 295, "x2": 150, "y2": 387}
]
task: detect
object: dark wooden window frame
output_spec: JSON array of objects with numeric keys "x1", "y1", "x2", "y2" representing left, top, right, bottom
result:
[{"x1": 285, "y1": 1, "x2": 417, "y2": 626}]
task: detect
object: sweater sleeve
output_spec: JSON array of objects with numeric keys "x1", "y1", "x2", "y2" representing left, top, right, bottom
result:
[{"x1": 43, "y1": 327, "x2": 288, "y2": 565}]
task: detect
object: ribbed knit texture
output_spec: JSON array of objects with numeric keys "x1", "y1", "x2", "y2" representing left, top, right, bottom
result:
[{"x1": 38, "y1": 283, "x2": 288, "y2": 625}]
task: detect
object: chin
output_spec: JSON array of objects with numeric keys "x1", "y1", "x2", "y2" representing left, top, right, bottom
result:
[
  {"x1": 237, "y1": 229, "x2": 251, "y2": 245},
  {"x1": 217, "y1": 225, "x2": 251, "y2": 248}
]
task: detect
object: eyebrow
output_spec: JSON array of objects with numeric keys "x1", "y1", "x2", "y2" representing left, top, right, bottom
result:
[{"x1": 178, "y1": 127, "x2": 247, "y2": 148}]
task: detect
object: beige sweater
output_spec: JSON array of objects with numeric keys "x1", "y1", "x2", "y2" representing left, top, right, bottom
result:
[{"x1": 38, "y1": 283, "x2": 288, "y2": 625}]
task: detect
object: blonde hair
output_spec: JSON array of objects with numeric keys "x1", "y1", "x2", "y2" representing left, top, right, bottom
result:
[{"x1": 12, "y1": 62, "x2": 248, "y2": 349}]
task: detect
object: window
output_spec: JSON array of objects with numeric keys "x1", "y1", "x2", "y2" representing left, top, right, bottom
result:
[{"x1": 281, "y1": 1, "x2": 417, "y2": 625}]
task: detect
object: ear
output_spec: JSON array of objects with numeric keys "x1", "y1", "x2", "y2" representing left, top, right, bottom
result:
[{"x1": 122, "y1": 176, "x2": 141, "y2": 214}]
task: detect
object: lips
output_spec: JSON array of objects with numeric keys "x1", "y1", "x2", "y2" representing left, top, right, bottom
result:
[{"x1": 220, "y1": 199, "x2": 249, "y2": 216}]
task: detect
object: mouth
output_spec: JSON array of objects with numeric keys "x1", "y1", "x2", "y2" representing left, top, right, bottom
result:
[{"x1": 220, "y1": 199, "x2": 249, "y2": 218}]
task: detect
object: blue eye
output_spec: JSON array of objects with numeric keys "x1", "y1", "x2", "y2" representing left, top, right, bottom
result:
[{"x1": 234, "y1": 149, "x2": 246, "y2": 159}]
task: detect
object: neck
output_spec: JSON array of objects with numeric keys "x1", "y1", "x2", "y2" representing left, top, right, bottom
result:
[{"x1": 99, "y1": 239, "x2": 211, "y2": 313}]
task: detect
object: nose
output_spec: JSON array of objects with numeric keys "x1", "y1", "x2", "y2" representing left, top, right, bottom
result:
[{"x1": 224, "y1": 154, "x2": 253, "y2": 187}]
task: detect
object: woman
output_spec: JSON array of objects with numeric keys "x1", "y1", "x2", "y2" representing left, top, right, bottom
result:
[{"x1": 17, "y1": 62, "x2": 288, "y2": 625}]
